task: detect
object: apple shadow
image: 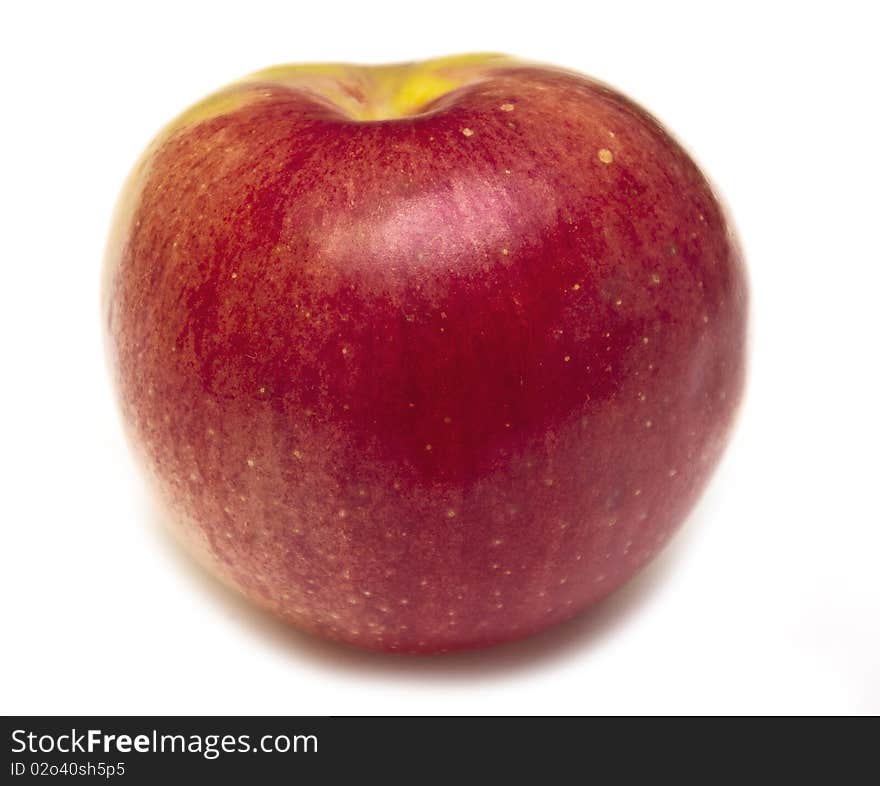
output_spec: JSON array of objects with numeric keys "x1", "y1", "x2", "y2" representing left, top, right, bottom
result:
[{"x1": 147, "y1": 484, "x2": 720, "y2": 682}]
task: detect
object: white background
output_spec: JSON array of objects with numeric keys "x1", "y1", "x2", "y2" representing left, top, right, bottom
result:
[{"x1": 2, "y1": 0, "x2": 878, "y2": 715}]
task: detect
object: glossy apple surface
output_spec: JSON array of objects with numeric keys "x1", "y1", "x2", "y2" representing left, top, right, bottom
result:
[{"x1": 103, "y1": 54, "x2": 747, "y2": 653}]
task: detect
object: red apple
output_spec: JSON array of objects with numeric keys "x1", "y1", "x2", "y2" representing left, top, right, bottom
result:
[{"x1": 103, "y1": 54, "x2": 747, "y2": 653}]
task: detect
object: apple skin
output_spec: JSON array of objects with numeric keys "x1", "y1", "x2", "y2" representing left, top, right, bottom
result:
[{"x1": 103, "y1": 54, "x2": 747, "y2": 653}]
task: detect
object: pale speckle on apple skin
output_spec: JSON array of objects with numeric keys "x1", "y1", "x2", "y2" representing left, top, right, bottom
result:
[
  {"x1": 461, "y1": 127, "x2": 474, "y2": 137},
  {"x1": 598, "y1": 148, "x2": 614, "y2": 164}
]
